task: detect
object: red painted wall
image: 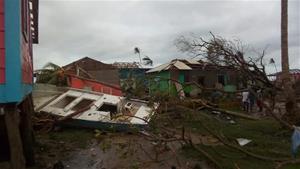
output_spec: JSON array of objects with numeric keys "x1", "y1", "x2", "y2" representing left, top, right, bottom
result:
[
  {"x1": 0, "y1": 0, "x2": 5, "y2": 84},
  {"x1": 68, "y1": 75, "x2": 123, "y2": 96},
  {"x1": 21, "y1": 0, "x2": 33, "y2": 84},
  {"x1": 22, "y1": 36, "x2": 33, "y2": 84}
]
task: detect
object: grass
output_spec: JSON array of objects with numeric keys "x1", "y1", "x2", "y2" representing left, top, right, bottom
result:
[{"x1": 159, "y1": 106, "x2": 299, "y2": 169}]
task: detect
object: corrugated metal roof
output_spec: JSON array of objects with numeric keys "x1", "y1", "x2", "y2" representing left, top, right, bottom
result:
[
  {"x1": 290, "y1": 69, "x2": 300, "y2": 74},
  {"x1": 268, "y1": 69, "x2": 300, "y2": 76},
  {"x1": 146, "y1": 63, "x2": 170, "y2": 73},
  {"x1": 173, "y1": 60, "x2": 192, "y2": 70},
  {"x1": 146, "y1": 60, "x2": 192, "y2": 73},
  {"x1": 112, "y1": 62, "x2": 140, "y2": 69},
  {"x1": 185, "y1": 59, "x2": 201, "y2": 64}
]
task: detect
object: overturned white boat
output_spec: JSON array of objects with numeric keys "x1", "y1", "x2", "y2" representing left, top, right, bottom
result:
[{"x1": 37, "y1": 89, "x2": 157, "y2": 131}]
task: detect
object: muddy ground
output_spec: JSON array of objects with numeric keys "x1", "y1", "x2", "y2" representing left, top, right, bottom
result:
[
  {"x1": 33, "y1": 129, "x2": 210, "y2": 169},
  {"x1": 30, "y1": 101, "x2": 300, "y2": 169}
]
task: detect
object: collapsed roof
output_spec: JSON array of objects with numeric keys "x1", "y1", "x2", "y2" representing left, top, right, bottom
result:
[{"x1": 146, "y1": 59, "x2": 236, "y2": 73}]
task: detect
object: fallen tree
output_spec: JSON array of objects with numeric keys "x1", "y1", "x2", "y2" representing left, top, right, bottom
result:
[{"x1": 175, "y1": 32, "x2": 300, "y2": 127}]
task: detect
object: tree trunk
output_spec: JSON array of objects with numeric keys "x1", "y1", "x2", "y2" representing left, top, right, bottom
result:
[
  {"x1": 281, "y1": 0, "x2": 299, "y2": 124},
  {"x1": 281, "y1": 0, "x2": 289, "y2": 74}
]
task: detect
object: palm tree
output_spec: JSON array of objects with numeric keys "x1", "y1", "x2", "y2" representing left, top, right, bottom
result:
[
  {"x1": 134, "y1": 47, "x2": 142, "y2": 64},
  {"x1": 35, "y1": 62, "x2": 67, "y2": 86},
  {"x1": 269, "y1": 58, "x2": 278, "y2": 73},
  {"x1": 142, "y1": 56, "x2": 153, "y2": 66},
  {"x1": 281, "y1": 0, "x2": 299, "y2": 123},
  {"x1": 281, "y1": 0, "x2": 289, "y2": 78}
]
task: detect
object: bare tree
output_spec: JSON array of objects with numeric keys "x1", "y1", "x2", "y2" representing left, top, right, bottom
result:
[{"x1": 175, "y1": 32, "x2": 300, "y2": 126}]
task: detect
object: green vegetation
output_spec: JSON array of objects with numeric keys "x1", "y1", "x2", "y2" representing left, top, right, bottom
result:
[
  {"x1": 156, "y1": 106, "x2": 299, "y2": 169},
  {"x1": 35, "y1": 62, "x2": 67, "y2": 86},
  {"x1": 184, "y1": 112, "x2": 298, "y2": 169}
]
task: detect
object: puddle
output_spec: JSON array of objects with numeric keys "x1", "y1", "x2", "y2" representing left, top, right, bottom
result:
[{"x1": 62, "y1": 134, "x2": 200, "y2": 169}]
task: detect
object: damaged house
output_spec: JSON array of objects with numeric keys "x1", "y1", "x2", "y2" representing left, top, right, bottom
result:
[
  {"x1": 63, "y1": 57, "x2": 122, "y2": 96},
  {"x1": 146, "y1": 59, "x2": 238, "y2": 97},
  {"x1": 113, "y1": 62, "x2": 150, "y2": 89}
]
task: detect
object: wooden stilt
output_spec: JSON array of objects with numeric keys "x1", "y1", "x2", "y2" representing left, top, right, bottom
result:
[
  {"x1": 19, "y1": 94, "x2": 35, "y2": 166},
  {"x1": 4, "y1": 104, "x2": 26, "y2": 169}
]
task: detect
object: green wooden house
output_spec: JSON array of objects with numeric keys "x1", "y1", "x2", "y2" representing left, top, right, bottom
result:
[{"x1": 146, "y1": 59, "x2": 238, "y2": 97}]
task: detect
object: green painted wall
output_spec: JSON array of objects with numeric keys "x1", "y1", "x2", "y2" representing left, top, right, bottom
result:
[
  {"x1": 149, "y1": 71, "x2": 189, "y2": 96},
  {"x1": 149, "y1": 71, "x2": 171, "y2": 95},
  {"x1": 148, "y1": 69, "x2": 238, "y2": 97}
]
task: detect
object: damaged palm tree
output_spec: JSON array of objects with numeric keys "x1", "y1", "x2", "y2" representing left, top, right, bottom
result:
[
  {"x1": 280, "y1": 0, "x2": 298, "y2": 125},
  {"x1": 134, "y1": 47, "x2": 154, "y2": 67},
  {"x1": 35, "y1": 62, "x2": 67, "y2": 86},
  {"x1": 175, "y1": 32, "x2": 299, "y2": 127}
]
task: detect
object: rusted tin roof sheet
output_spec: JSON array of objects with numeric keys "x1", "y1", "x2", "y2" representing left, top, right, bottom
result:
[{"x1": 146, "y1": 59, "x2": 194, "y2": 73}]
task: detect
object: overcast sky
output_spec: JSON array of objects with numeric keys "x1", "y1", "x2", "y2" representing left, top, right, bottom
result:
[{"x1": 33, "y1": 0, "x2": 300, "y2": 73}]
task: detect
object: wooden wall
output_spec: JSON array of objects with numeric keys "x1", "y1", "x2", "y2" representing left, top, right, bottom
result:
[{"x1": 68, "y1": 75, "x2": 123, "y2": 96}]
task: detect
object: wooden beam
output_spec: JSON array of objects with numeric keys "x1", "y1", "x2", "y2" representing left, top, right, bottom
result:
[
  {"x1": 19, "y1": 94, "x2": 35, "y2": 166},
  {"x1": 4, "y1": 105, "x2": 26, "y2": 169}
]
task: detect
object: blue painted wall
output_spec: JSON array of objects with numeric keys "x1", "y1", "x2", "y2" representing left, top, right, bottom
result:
[{"x1": 0, "y1": 0, "x2": 32, "y2": 104}]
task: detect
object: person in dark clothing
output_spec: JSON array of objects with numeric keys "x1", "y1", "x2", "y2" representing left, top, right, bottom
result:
[
  {"x1": 248, "y1": 90, "x2": 256, "y2": 113},
  {"x1": 256, "y1": 89, "x2": 263, "y2": 112}
]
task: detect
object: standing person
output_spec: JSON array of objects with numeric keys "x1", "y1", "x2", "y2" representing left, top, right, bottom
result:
[
  {"x1": 248, "y1": 89, "x2": 256, "y2": 113},
  {"x1": 242, "y1": 90, "x2": 249, "y2": 112},
  {"x1": 256, "y1": 89, "x2": 263, "y2": 112}
]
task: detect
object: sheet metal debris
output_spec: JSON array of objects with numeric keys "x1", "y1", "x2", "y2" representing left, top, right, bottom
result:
[{"x1": 236, "y1": 138, "x2": 252, "y2": 146}]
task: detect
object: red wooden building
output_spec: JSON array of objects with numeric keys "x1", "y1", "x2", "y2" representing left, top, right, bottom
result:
[
  {"x1": 63, "y1": 57, "x2": 123, "y2": 96},
  {"x1": 67, "y1": 74, "x2": 123, "y2": 96}
]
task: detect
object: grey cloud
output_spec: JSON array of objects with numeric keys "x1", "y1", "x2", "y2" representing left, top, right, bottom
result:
[{"x1": 34, "y1": 0, "x2": 300, "y2": 74}]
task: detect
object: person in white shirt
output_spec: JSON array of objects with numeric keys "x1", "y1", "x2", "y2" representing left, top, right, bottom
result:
[{"x1": 242, "y1": 91, "x2": 249, "y2": 112}]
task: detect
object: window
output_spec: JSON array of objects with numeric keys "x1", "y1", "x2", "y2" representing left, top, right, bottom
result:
[
  {"x1": 98, "y1": 103, "x2": 118, "y2": 120},
  {"x1": 98, "y1": 103, "x2": 118, "y2": 114},
  {"x1": 218, "y1": 75, "x2": 225, "y2": 86},
  {"x1": 71, "y1": 99, "x2": 94, "y2": 111},
  {"x1": 184, "y1": 73, "x2": 190, "y2": 82},
  {"x1": 197, "y1": 76, "x2": 205, "y2": 86},
  {"x1": 52, "y1": 96, "x2": 76, "y2": 108}
]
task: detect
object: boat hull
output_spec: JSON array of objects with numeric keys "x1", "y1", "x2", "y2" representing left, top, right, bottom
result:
[{"x1": 57, "y1": 117, "x2": 149, "y2": 132}]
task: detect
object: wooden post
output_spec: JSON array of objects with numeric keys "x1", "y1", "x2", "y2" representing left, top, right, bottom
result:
[
  {"x1": 4, "y1": 104, "x2": 26, "y2": 169},
  {"x1": 19, "y1": 94, "x2": 35, "y2": 166}
]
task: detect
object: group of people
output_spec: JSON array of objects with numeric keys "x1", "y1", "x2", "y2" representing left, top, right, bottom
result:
[{"x1": 242, "y1": 89, "x2": 263, "y2": 113}]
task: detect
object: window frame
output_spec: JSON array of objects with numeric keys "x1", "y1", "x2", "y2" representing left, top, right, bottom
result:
[{"x1": 22, "y1": 0, "x2": 29, "y2": 42}]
